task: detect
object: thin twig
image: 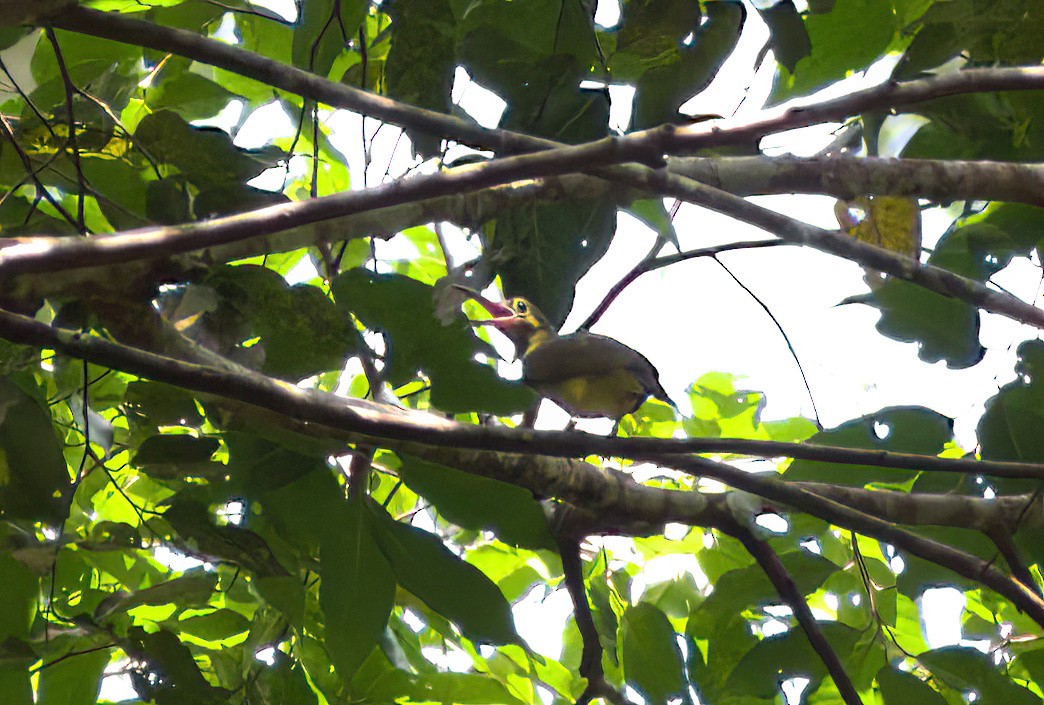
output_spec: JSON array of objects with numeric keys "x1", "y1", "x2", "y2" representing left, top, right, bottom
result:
[
  {"x1": 43, "y1": 27, "x2": 87, "y2": 233},
  {"x1": 711, "y1": 256, "x2": 822, "y2": 428},
  {"x1": 0, "y1": 114, "x2": 80, "y2": 229},
  {"x1": 986, "y1": 528, "x2": 1041, "y2": 597}
]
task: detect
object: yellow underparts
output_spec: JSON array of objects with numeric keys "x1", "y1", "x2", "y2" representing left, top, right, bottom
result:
[{"x1": 543, "y1": 368, "x2": 646, "y2": 419}]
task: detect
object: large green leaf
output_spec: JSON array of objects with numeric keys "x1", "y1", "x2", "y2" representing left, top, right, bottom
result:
[
  {"x1": 688, "y1": 550, "x2": 839, "y2": 638},
  {"x1": 978, "y1": 339, "x2": 1044, "y2": 463},
  {"x1": 620, "y1": 602, "x2": 685, "y2": 703},
  {"x1": 121, "y1": 626, "x2": 231, "y2": 704},
  {"x1": 725, "y1": 622, "x2": 869, "y2": 697},
  {"x1": 397, "y1": 455, "x2": 555, "y2": 550},
  {"x1": 0, "y1": 375, "x2": 70, "y2": 523},
  {"x1": 331, "y1": 269, "x2": 534, "y2": 413},
  {"x1": 756, "y1": 1, "x2": 811, "y2": 73},
  {"x1": 134, "y1": 111, "x2": 285, "y2": 190},
  {"x1": 291, "y1": 0, "x2": 367, "y2": 78},
  {"x1": 384, "y1": 0, "x2": 457, "y2": 155},
  {"x1": 320, "y1": 496, "x2": 395, "y2": 681},
  {"x1": 897, "y1": 0, "x2": 1044, "y2": 78},
  {"x1": 771, "y1": 0, "x2": 901, "y2": 101},
  {"x1": 37, "y1": 646, "x2": 109, "y2": 705},
  {"x1": 370, "y1": 503, "x2": 519, "y2": 645},
  {"x1": 864, "y1": 204, "x2": 1043, "y2": 367},
  {"x1": 877, "y1": 664, "x2": 947, "y2": 705},
  {"x1": 920, "y1": 646, "x2": 1040, "y2": 705},
  {"x1": 630, "y1": 1, "x2": 745, "y2": 130},
  {"x1": 204, "y1": 265, "x2": 356, "y2": 380},
  {"x1": 0, "y1": 551, "x2": 37, "y2": 641},
  {"x1": 785, "y1": 406, "x2": 953, "y2": 486},
  {"x1": 145, "y1": 71, "x2": 239, "y2": 121},
  {"x1": 491, "y1": 197, "x2": 617, "y2": 328}
]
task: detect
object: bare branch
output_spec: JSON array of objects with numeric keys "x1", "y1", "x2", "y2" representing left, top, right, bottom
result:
[
  {"x1": 659, "y1": 66, "x2": 1044, "y2": 155},
  {"x1": 0, "y1": 307, "x2": 1042, "y2": 484},
  {"x1": 986, "y1": 528, "x2": 1041, "y2": 597},
  {"x1": 672, "y1": 155, "x2": 1044, "y2": 207},
  {"x1": 51, "y1": 7, "x2": 1044, "y2": 160},
  {"x1": 671, "y1": 455, "x2": 1044, "y2": 628},
  {"x1": 43, "y1": 27, "x2": 87, "y2": 233},
  {"x1": 580, "y1": 239, "x2": 789, "y2": 330},
  {"x1": 732, "y1": 526, "x2": 863, "y2": 705}
]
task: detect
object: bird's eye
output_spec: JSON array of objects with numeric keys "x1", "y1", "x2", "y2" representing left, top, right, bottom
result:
[{"x1": 515, "y1": 300, "x2": 528, "y2": 314}]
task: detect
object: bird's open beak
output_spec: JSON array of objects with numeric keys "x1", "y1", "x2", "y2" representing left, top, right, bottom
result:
[{"x1": 451, "y1": 284, "x2": 517, "y2": 328}]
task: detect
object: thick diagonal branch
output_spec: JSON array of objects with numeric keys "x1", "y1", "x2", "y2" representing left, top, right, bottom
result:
[{"x1": 732, "y1": 525, "x2": 862, "y2": 705}]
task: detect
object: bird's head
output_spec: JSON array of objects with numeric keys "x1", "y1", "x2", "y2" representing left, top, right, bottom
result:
[{"x1": 453, "y1": 285, "x2": 556, "y2": 356}]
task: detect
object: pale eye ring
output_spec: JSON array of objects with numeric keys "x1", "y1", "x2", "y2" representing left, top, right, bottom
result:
[{"x1": 515, "y1": 300, "x2": 528, "y2": 314}]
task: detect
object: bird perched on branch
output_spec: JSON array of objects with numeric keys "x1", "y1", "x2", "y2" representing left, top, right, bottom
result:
[{"x1": 454, "y1": 285, "x2": 676, "y2": 421}]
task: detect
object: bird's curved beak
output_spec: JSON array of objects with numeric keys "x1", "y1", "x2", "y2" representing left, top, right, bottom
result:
[{"x1": 451, "y1": 284, "x2": 517, "y2": 328}]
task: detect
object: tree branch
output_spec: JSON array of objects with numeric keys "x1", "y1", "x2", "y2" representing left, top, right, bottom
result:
[
  {"x1": 51, "y1": 7, "x2": 1044, "y2": 161},
  {"x1": 4, "y1": 307, "x2": 1042, "y2": 628},
  {"x1": 671, "y1": 155, "x2": 1044, "y2": 207},
  {"x1": 668, "y1": 455, "x2": 1044, "y2": 628},
  {"x1": 580, "y1": 239, "x2": 790, "y2": 330},
  {"x1": 732, "y1": 525, "x2": 863, "y2": 705},
  {"x1": 0, "y1": 307, "x2": 1042, "y2": 483},
  {"x1": 657, "y1": 66, "x2": 1044, "y2": 155}
]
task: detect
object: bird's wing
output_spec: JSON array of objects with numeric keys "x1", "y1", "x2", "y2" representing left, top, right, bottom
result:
[{"x1": 524, "y1": 334, "x2": 673, "y2": 404}]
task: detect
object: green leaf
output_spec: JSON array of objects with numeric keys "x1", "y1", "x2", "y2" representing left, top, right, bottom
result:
[
  {"x1": 133, "y1": 434, "x2": 220, "y2": 465},
  {"x1": 255, "y1": 576, "x2": 306, "y2": 628},
  {"x1": 125, "y1": 381, "x2": 203, "y2": 428},
  {"x1": 623, "y1": 199, "x2": 680, "y2": 250},
  {"x1": 121, "y1": 626, "x2": 231, "y2": 704},
  {"x1": 869, "y1": 277, "x2": 985, "y2": 368},
  {"x1": 135, "y1": 111, "x2": 285, "y2": 189},
  {"x1": 491, "y1": 197, "x2": 617, "y2": 328},
  {"x1": 0, "y1": 552, "x2": 37, "y2": 641},
  {"x1": 978, "y1": 339, "x2": 1044, "y2": 463},
  {"x1": 631, "y1": 1, "x2": 745, "y2": 130},
  {"x1": 920, "y1": 646, "x2": 1040, "y2": 705},
  {"x1": 207, "y1": 265, "x2": 356, "y2": 380},
  {"x1": 321, "y1": 496, "x2": 395, "y2": 681},
  {"x1": 397, "y1": 455, "x2": 555, "y2": 550},
  {"x1": 877, "y1": 664, "x2": 947, "y2": 705},
  {"x1": 193, "y1": 183, "x2": 290, "y2": 220},
  {"x1": 0, "y1": 664, "x2": 32, "y2": 705},
  {"x1": 331, "y1": 269, "x2": 534, "y2": 413},
  {"x1": 248, "y1": 650, "x2": 320, "y2": 705},
  {"x1": 688, "y1": 550, "x2": 838, "y2": 637},
  {"x1": 620, "y1": 603, "x2": 685, "y2": 703},
  {"x1": 96, "y1": 573, "x2": 219, "y2": 620},
  {"x1": 785, "y1": 406, "x2": 953, "y2": 486},
  {"x1": 384, "y1": 0, "x2": 456, "y2": 156},
  {"x1": 370, "y1": 503, "x2": 519, "y2": 645},
  {"x1": 756, "y1": 1, "x2": 812, "y2": 72},
  {"x1": 725, "y1": 622, "x2": 865, "y2": 697},
  {"x1": 0, "y1": 375, "x2": 70, "y2": 523},
  {"x1": 146, "y1": 71, "x2": 238, "y2": 120},
  {"x1": 771, "y1": 0, "x2": 900, "y2": 102},
  {"x1": 292, "y1": 0, "x2": 367, "y2": 77},
  {"x1": 145, "y1": 176, "x2": 192, "y2": 225},
  {"x1": 177, "y1": 608, "x2": 251, "y2": 641},
  {"x1": 37, "y1": 646, "x2": 109, "y2": 705}
]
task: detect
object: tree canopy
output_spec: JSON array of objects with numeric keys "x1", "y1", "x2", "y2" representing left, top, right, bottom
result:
[{"x1": 1, "y1": 1, "x2": 1044, "y2": 704}]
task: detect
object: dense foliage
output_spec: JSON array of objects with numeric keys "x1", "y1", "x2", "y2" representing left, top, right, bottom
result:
[{"x1": 0, "y1": 1, "x2": 1043, "y2": 704}]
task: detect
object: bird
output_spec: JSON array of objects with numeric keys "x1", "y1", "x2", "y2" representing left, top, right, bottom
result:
[{"x1": 454, "y1": 286, "x2": 676, "y2": 421}]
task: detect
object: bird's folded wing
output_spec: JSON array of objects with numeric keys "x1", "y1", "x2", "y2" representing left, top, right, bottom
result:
[{"x1": 522, "y1": 334, "x2": 658, "y2": 384}]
